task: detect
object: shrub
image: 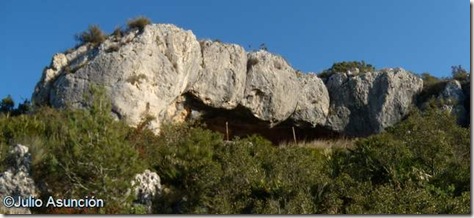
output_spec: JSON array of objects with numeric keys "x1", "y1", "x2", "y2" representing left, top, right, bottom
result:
[
  {"x1": 75, "y1": 25, "x2": 107, "y2": 46},
  {"x1": 451, "y1": 65, "x2": 469, "y2": 81},
  {"x1": 327, "y1": 107, "x2": 470, "y2": 214},
  {"x1": 420, "y1": 72, "x2": 441, "y2": 87},
  {"x1": 127, "y1": 16, "x2": 151, "y2": 32},
  {"x1": 140, "y1": 122, "x2": 332, "y2": 214},
  {"x1": 0, "y1": 95, "x2": 14, "y2": 114},
  {"x1": 0, "y1": 87, "x2": 147, "y2": 214},
  {"x1": 417, "y1": 72, "x2": 447, "y2": 107},
  {"x1": 0, "y1": 96, "x2": 31, "y2": 116},
  {"x1": 112, "y1": 27, "x2": 123, "y2": 40},
  {"x1": 319, "y1": 61, "x2": 375, "y2": 79}
]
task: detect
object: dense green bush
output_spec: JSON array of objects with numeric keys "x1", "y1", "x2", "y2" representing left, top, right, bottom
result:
[
  {"x1": 0, "y1": 88, "x2": 147, "y2": 214},
  {"x1": 75, "y1": 25, "x2": 107, "y2": 46},
  {"x1": 319, "y1": 61, "x2": 375, "y2": 79},
  {"x1": 327, "y1": 108, "x2": 470, "y2": 214},
  {"x1": 142, "y1": 127, "x2": 331, "y2": 214}
]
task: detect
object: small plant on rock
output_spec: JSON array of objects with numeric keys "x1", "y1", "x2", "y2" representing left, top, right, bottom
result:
[
  {"x1": 127, "y1": 16, "x2": 152, "y2": 32},
  {"x1": 112, "y1": 27, "x2": 123, "y2": 40},
  {"x1": 75, "y1": 25, "x2": 107, "y2": 46}
]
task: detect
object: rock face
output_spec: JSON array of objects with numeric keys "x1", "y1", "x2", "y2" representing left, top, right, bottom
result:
[
  {"x1": 190, "y1": 40, "x2": 247, "y2": 109},
  {"x1": 33, "y1": 24, "x2": 202, "y2": 132},
  {"x1": 291, "y1": 73, "x2": 329, "y2": 127},
  {"x1": 241, "y1": 51, "x2": 299, "y2": 125},
  {"x1": 32, "y1": 23, "x2": 426, "y2": 140},
  {"x1": 0, "y1": 144, "x2": 38, "y2": 214},
  {"x1": 325, "y1": 68, "x2": 423, "y2": 136}
]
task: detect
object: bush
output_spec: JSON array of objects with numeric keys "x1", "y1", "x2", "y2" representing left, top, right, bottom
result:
[
  {"x1": 451, "y1": 65, "x2": 469, "y2": 81},
  {"x1": 327, "y1": 108, "x2": 470, "y2": 214},
  {"x1": 127, "y1": 16, "x2": 151, "y2": 32},
  {"x1": 319, "y1": 61, "x2": 375, "y2": 79},
  {"x1": 417, "y1": 72, "x2": 447, "y2": 107},
  {"x1": 0, "y1": 95, "x2": 14, "y2": 114},
  {"x1": 112, "y1": 27, "x2": 123, "y2": 39},
  {"x1": 138, "y1": 122, "x2": 333, "y2": 214},
  {"x1": 0, "y1": 87, "x2": 147, "y2": 214},
  {"x1": 75, "y1": 25, "x2": 107, "y2": 46},
  {"x1": 0, "y1": 96, "x2": 31, "y2": 116}
]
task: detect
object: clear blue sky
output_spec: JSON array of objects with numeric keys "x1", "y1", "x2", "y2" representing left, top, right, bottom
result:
[{"x1": 0, "y1": 0, "x2": 470, "y2": 103}]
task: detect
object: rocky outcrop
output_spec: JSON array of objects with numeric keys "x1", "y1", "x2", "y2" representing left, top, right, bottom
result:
[
  {"x1": 438, "y1": 80, "x2": 467, "y2": 125},
  {"x1": 0, "y1": 144, "x2": 38, "y2": 214},
  {"x1": 33, "y1": 24, "x2": 202, "y2": 132},
  {"x1": 325, "y1": 68, "x2": 423, "y2": 136},
  {"x1": 131, "y1": 170, "x2": 162, "y2": 213},
  {"x1": 32, "y1": 23, "x2": 426, "y2": 140}
]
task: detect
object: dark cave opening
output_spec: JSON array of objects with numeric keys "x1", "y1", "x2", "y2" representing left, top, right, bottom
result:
[{"x1": 181, "y1": 93, "x2": 341, "y2": 145}]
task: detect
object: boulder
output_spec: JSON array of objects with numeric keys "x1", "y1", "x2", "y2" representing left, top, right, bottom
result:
[
  {"x1": 241, "y1": 50, "x2": 299, "y2": 125},
  {"x1": 131, "y1": 170, "x2": 162, "y2": 213}
]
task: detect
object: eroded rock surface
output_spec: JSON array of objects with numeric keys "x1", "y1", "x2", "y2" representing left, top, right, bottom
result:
[
  {"x1": 291, "y1": 73, "x2": 329, "y2": 127},
  {"x1": 32, "y1": 23, "x2": 428, "y2": 140},
  {"x1": 0, "y1": 144, "x2": 38, "y2": 214},
  {"x1": 132, "y1": 169, "x2": 162, "y2": 213},
  {"x1": 325, "y1": 68, "x2": 423, "y2": 136},
  {"x1": 438, "y1": 80, "x2": 467, "y2": 125},
  {"x1": 190, "y1": 40, "x2": 247, "y2": 109},
  {"x1": 241, "y1": 51, "x2": 299, "y2": 125}
]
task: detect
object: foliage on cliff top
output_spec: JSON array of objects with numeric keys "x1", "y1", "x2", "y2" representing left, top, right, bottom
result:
[{"x1": 319, "y1": 61, "x2": 375, "y2": 79}]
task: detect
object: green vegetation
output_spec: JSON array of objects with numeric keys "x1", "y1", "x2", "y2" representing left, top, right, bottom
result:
[
  {"x1": 417, "y1": 66, "x2": 470, "y2": 114},
  {"x1": 127, "y1": 16, "x2": 152, "y2": 32},
  {"x1": 1, "y1": 88, "x2": 147, "y2": 214},
  {"x1": 0, "y1": 85, "x2": 470, "y2": 214},
  {"x1": 131, "y1": 107, "x2": 468, "y2": 214},
  {"x1": 0, "y1": 95, "x2": 31, "y2": 116},
  {"x1": 75, "y1": 25, "x2": 107, "y2": 46},
  {"x1": 319, "y1": 61, "x2": 375, "y2": 79},
  {"x1": 451, "y1": 65, "x2": 469, "y2": 82}
]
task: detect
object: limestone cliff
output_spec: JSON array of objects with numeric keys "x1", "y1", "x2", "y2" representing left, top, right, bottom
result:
[{"x1": 32, "y1": 23, "x2": 425, "y2": 141}]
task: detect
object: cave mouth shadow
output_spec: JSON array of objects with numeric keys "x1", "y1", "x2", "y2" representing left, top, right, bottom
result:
[{"x1": 182, "y1": 93, "x2": 342, "y2": 145}]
